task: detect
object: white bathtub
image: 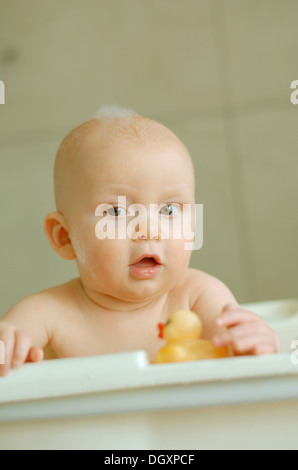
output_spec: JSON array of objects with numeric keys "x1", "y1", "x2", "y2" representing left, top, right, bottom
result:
[{"x1": 0, "y1": 299, "x2": 297, "y2": 450}]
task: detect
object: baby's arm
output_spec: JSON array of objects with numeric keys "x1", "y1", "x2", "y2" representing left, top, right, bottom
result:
[
  {"x1": 0, "y1": 295, "x2": 51, "y2": 376},
  {"x1": 191, "y1": 271, "x2": 280, "y2": 356}
]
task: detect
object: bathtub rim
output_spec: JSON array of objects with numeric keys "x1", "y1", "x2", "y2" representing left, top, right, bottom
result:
[{"x1": 0, "y1": 365, "x2": 298, "y2": 423}]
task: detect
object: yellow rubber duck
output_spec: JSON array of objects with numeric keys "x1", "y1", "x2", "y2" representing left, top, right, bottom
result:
[{"x1": 154, "y1": 309, "x2": 229, "y2": 364}]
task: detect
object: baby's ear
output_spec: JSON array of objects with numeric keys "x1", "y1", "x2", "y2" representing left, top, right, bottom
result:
[{"x1": 44, "y1": 212, "x2": 76, "y2": 260}]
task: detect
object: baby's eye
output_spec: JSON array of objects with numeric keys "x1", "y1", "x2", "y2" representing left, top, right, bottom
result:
[
  {"x1": 106, "y1": 207, "x2": 127, "y2": 217},
  {"x1": 159, "y1": 204, "x2": 181, "y2": 217}
]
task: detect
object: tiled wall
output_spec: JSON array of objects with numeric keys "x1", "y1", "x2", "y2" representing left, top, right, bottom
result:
[{"x1": 0, "y1": 0, "x2": 297, "y2": 314}]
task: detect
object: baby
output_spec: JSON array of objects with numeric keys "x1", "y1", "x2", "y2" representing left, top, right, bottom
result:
[{"x1": 0, "y1": 106, "x2": 280, "y2": 376}]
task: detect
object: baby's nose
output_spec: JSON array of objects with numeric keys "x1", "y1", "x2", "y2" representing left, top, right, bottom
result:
[
  {"x1": 139, "y1": 232, "x2": 159, "y2": 240},
  {"x1": 133, "y1": 209, "x2": 160, "y2": 240},
  {"x1": 138, "y1": 220, "x2": 160, "y2": 240}
]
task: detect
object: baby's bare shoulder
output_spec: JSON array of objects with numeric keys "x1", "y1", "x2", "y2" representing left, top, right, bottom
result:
[
  {"x1": 33, "y1": 278, "x2": 79, "y2": 306},
  {"x1": 185, "y1": 269, "x2": 237, "y2": 341},
  {"x1": 167, "y1": 268, "x2": 216, "y2": 312},
  {"x1": 2, "y1": 279, "x2": 78, "y2": 328},
  {"x1": 0, "y1": 279, "x2": 81, "y2": 351},
  {"x1": 187, "y1": 268, "x2": 235, "y2": 310},
  {"x1": 186, "y1": 268, "x2": 214, "y2": 302}
]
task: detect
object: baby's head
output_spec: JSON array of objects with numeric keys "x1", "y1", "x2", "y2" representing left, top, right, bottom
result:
[{"x1": 45, "y1": 106, "x2": 196, "y2": 305}]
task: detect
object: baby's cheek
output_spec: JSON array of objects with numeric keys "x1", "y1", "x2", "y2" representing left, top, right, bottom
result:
[
  {"x1": 92, "y1": 238, "x2": 128, "y2": 267},
  {"x1": 170, "y1": 238, "x2": 191, "y2": 261}
]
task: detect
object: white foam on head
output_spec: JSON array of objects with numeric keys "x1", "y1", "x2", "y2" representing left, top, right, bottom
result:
[{"x1": 94, "y1": 104, "x2": 139, "y2": 121}]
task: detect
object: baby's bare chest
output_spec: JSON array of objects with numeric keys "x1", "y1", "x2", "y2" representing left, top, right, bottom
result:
[{"x1": 50, "y1": 282, "x2": 193, "y2": 362}]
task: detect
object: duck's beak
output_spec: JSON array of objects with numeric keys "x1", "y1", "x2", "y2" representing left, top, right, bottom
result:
[{"x1": 158, "y1": 322, "x2": 164, "y2": 339}]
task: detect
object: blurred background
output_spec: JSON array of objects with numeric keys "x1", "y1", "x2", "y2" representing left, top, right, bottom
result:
[{"x1": 0, "y1": 0, "x2": 297, "y2": 315}]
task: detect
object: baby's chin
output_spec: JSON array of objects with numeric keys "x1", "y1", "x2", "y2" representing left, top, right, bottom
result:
[{"x1": 81, "y1": 266, "x2": 168, "y2": 301}]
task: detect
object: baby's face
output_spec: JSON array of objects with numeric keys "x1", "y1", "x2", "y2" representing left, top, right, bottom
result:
[{"x1": 64, "y1": 123, "x2": 196, "y2": 305}]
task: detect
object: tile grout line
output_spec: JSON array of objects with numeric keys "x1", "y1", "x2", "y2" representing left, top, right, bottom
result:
[{"x1": 208, "y1": 0, "x2": 257, "y2": 301}]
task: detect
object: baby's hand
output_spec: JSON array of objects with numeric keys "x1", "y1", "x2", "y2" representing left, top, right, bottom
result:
[
  {"x1": 212, "y1": 303, "x2": 281, "y2": 356},
  {"x1": 0, "y1": 322, "x2": 44, "y2": 376}
]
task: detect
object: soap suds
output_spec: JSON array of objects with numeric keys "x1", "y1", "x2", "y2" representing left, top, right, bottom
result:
[
  {"x1": 70, "y1": 228, "x2": 97, "y2": 280},
  {"x1": 70, "y1": 227, "x2": 88, "y2": 265}
]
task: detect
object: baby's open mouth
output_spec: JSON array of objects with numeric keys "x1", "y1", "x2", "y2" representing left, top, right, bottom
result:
[
  {"x1": 129, "y1": 254, "x2": 162, "y2": 279},
  {"x1": 133, "y1": 257, "x2": 158, "y2": 268},
  {"x1": 130, "y1": 254, "x2": 162, "y2": 267}
]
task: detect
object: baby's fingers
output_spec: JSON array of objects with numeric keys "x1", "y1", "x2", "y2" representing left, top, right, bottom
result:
[
  {"x1": 0, "y1": 326, "x2": 44, "y2": 376},
  {"x1": 213, "y1": 321, "x2": 280, "y2": 355},
  {"x1": 213, "y1": 322, "x2": 271, "y2": 352},
  {"x1": 0, "y1": 325, "x2": 17, "y2": 375},
  {"x1": 12, "y1": 329, "x2": 32, "y2": 367},
  {"x1": 25, "y1": 347, "x2": 44, "y2": 363},
  {"x1": 231, "y1": 333, "x2": 274, "y2": 355},
  {"x1": 216, "y1": 308, "x2": 261, "y2": 328}
]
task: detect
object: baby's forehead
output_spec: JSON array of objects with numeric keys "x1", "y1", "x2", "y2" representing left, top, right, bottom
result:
[
  {"x1": 62, "y1": 118, "x2": 188, "y2": 173},
  {"x1": 81, "y1": 117, "x2": 180, "y2": 153},
  {"x1": 55, "y1": 116, "x2": 195, "y2": 212},
  {"x1": 67, "y1": 116, "x2": 170, "y2": 143}
]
